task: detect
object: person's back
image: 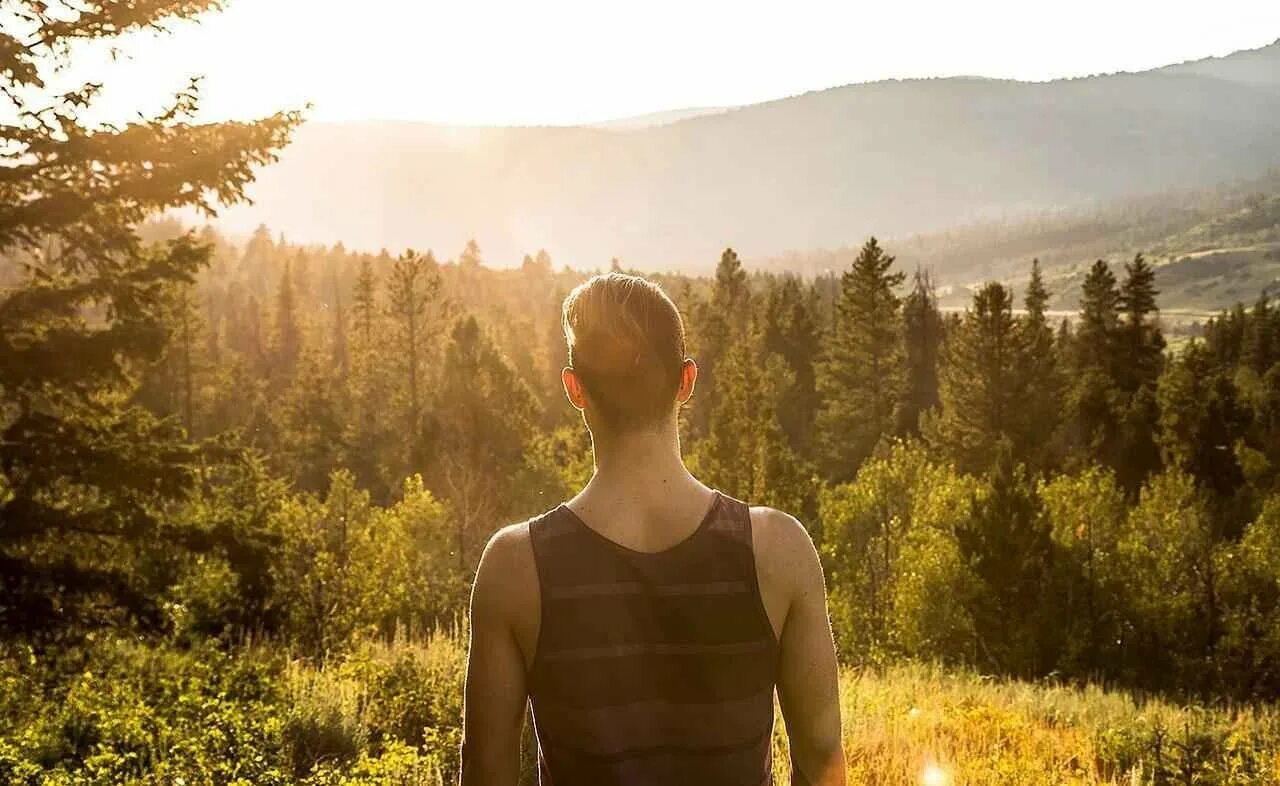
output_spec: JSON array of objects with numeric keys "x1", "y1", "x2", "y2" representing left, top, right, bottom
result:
[{"x1": 461, "y1": 273, "x2": 845, "y2": 786}]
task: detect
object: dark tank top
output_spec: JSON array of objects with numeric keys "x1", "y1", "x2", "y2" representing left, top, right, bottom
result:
[{"x1": 526, "y1": 491, "x2": 781, "y2": 786}]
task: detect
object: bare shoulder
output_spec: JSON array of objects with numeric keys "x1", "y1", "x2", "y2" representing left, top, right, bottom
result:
[
  {"x1": 748, "y1": 506, "x2": 826, "y2": 640},
  {"x1": 471, "y1": 521, "x2": 539, "y2": 619},
  {"x1": 749, "y1": 506, "x2": 822, "y2": 576}
]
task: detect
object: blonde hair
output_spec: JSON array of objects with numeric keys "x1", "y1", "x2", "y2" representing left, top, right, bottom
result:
[{"x1": 562, "y1": 272, "x2": 687, "y2": 429}]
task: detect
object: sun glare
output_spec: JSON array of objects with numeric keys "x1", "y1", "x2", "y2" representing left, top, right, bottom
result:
[{"x1": 922, "y1": 763, "x2": 951, "y2": 786}]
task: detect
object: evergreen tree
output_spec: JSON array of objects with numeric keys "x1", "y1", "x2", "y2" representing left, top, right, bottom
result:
[
  {"x1": 927, "y1": 282, "x2": 1033, "y2": 472},
  {"x1": 386, "y1": 249, "x2": 442, "y2": 443},
  {"x1": 1242, "y1": 294, "x2": 1277, "y2": 374},
  {"x1": 692, "y1": 320, "x2": 815, "y2": 518},
  {"x1": 1115, "y1": 253, "x2": 1165, "y2": 488},
  {"x1": 958, "y1": 447, "x2": 1053, "y2": 675},
  {"x1": 272, "y1": 258, "x2": 302, "y2": 378},
  {"x1": 331, "y1": 284, "x2": 349, "y2": 380},
  {"x1": 1021, "y1": 260, "x2": 1063, "y2": 469},
  {"x1": 426, "y1": 316, "x2": 537, "y2": 572},
  {"x1": 353, "y1": 258, "x2": 379, "y2": 349},
  {"x1": 1157, "y1": 342, "x2": 1247, "y2": 500},
  {"x1": 900, "y1": 268, "x2": 944, "y2": 435},
  {"x1": 0, "y1": 0, "x2": 299, "y2": 630},
  {"x1": 346, "y1": 260, "x2": 395, "y2": 500},
  {"x1": 816, "y1": 237, "x2": 906, "y2": 481},
  {"x1": 688, "y1": 248, "x2": 751, "y2": 437},
  {"x1": 1067, "y1": 260, "x2": 1125, "y2": 476},
  {"x1": 278, "y1": 350, "x2": 349, "y2": 494},
  {"x1": 762, "y1": 276, "x2": 820, "y2": 454}
]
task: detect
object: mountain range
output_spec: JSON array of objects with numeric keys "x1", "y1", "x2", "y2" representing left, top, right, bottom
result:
[{"x1": 216, "y1": 39, "x2": 1280, "y2": 275}]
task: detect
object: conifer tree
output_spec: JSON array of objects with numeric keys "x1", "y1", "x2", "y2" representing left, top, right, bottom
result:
[
  {"x1": 958, "y1": 447, "x2": 1053, "y2": 675},
  {"x1": 1242, "y1": 294, "x2": 1276, "y2": 374},
  {"x1": 692, "y1": 320, "x2": 814, "y2": 518},
  {"x1": 688, "y1": 248, "x2": 751, "y2": 437},
  {"x1": 353, "y1": 258, "x2": 379, "y2": 349},
  {"x1": 346, "y1": 259, "x2": 394, "y2": 499},
  {"x1": 762, "y1": 276, "x2": 820, "y2": 454},
  {"x1": 900, "y1": 268, "x2": 944, "y2": 435},
  {"x1": 927, "y1": 282, "x2": 1033, "y2": 472},
  {"x1": 1117, "y1": 253, "x2": 1165, "y2": 392},
  {"x1": 1021, "y1": 260, "x2": 1063, "y2": 468},
  {"x1": 278, "y1": 350, "x2": 349, "y2": 494},
  {"x1": 272, "y1": 258, "x2": 302, "y2": 378},
  {"x1": 1116, "y1": 253, "x2": 1165, "y2": 487},
  {"x1": 1067, "y1": 260, "x2": 1125, "y2": 473},
  {"x1": 427, "y1": 316, "x2": 537, "y2": 571},
  {"x1": 331, "y1": 285, "x2": 349, "y2": 380},
  {"x1": 0, "y1": 0, "x2": 299, "y2": 630},
  {"x1": 386, "y1": 249, "x2": 442, "y2": 441},
  {"x1": 816, "y1": 237, "x2": 905, "y2": 480}
]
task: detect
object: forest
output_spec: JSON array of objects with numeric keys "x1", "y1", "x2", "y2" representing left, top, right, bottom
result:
[{"x1": 4, "y1": 2, "x2": 1280, "y2": 785}]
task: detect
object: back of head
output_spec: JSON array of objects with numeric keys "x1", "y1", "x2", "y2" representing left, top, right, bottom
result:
[{"x1": 562, "y1": 272, "x2": 687, "y2": 432}]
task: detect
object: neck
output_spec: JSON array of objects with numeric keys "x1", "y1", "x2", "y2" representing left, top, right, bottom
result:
[{"x1": 583, "y1": 418, "x2": 701, "y2": 504}]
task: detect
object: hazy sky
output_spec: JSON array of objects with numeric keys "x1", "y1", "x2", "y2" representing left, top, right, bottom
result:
[{"x1": 54, "y1": 0, "x2": 1280, "y2": 126}]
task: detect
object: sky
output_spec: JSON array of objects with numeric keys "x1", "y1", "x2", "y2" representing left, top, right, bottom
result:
[{"x1": 44, "y1": 0, "x2": 1280, "y2": 127}]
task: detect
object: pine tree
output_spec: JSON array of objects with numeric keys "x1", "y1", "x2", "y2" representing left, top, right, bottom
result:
[
  {"x1": 1021, "y1": 260, "x2": 1063, "y2": 468},
  {"x1": 346, "y1": 259, "x2": 394, "y2": 500},
  {"x1": 1067, "y1": 260, "x2": 1125, "y2": 473},
  {"x1": 692, "y1": 319, "x2": 814, "y2": 518},
  {"x1": 273, "y1": 258, "x2": 302, "y2": 377},
  {"x1": 1157, "y1": 342, "x2": 1247, "y2": 499},
  {"x1": 958, "y1": 447, "x2": 1053, "y2": 675},
  {"x1": 1117, "y1": 253, "x2": 1165, "y2": 392},
  {"x1": 352, "y1": 258, "x2": 379, "y2": 349},
  {"x1": 1116, "y1": 253, "x2": 1165, "y2": 488},
  {"x1": 927, "y1": 282, "x2": 1033, "y2": 472},
  {"x1": 386, "y1": 250, "x2": 442, "y2": 439},
  {"x1": 688, "y1": 248, "x2": 752, "y2": 437},
  {"x1": 0, "y1": 0, "x2": 299, "y2": 630},
  {"x1": 278, "y1": 350, "x2": 349, "y2": 494},
  {"x1": 331, "y1": 285, "x2": 349, "y2": 380},
  {"x1": 762, "y1": 276, "x2": 820, "y2": 454},
  {"x1": 816, "y1": 237, "x2": 906, "y2": 480},
  {"x1": 427, "y1": 316, "x2": 537, "y2": 571},
  {"x1": 1242, "y1": 294, "x2": 1276, "y2": 374},
  {"x1": 900, "y1": 268, "x2": 944, "y2": 435}
]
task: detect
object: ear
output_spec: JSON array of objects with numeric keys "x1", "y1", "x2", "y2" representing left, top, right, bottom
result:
[
  {"x1": 676, "y1": 358, "x2": 698, "y2": 405},
  {"x1": 562, "y1": 367, "x2": 588, "y2": 411}
]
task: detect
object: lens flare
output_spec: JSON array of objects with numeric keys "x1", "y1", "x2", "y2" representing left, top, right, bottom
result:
[{"x1": 922, "y1": 763, "x2": 951, "y2": 786}]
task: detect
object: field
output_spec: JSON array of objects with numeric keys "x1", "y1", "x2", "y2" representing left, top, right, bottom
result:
[{"x1": 5, "y1": 629, "x2": 1279, "y2": 786}]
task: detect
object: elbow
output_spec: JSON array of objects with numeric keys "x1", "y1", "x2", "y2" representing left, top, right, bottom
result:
[{"x1": 792, "y1": 729, "x2": 846, "y2": 786}]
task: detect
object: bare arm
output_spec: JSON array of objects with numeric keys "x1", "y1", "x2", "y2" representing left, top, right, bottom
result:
[
  {"x1": 761, "y1": 510, "x2": 846, "y2": 786},
  {"x1": 460, "y1": 526, "x2": 535, "y2": 786}
]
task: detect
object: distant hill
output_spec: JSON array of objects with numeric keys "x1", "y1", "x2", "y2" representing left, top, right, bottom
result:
[
  {"x1": 588, "y1": 106, "x2": 733, "y2": 130},
  {"x1": 781, "y1": 169, "x2": 1280, "y2": 316},
  {"x1": 216, "y1": 40, "x2": 1280, "y2": 272}
]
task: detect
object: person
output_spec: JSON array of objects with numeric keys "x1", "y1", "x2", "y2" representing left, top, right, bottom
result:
[{"x1": 460, "y1": 272, "x2": 845, "y2": 785}]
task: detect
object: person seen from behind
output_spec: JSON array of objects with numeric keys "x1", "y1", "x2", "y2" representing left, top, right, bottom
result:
[{"x1": 461, "y1": 272, "x2": 846, "y2": 785}]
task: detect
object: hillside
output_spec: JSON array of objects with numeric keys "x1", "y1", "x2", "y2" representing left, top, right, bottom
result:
[
  {"x1": 768, "y1": 169, "x2": 1280, "y2": 314},
  {"x1": 213, "y1": 40, "x2": 1280, "y2": 271}
]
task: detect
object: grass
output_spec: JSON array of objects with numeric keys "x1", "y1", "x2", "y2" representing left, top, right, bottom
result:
[
  {"x1": 795, "y1": 663, "x2": 1280, "y2": 785},
  {"x1": 4, "y1": 630, "x2": 1280, "y2": 784}
]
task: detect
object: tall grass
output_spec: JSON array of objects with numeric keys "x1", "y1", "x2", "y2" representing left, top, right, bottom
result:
[{"x1": 5, "y1": 628, "x2": 1279, "y2": 784}]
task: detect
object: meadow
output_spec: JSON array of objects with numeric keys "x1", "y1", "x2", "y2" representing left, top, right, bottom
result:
[{"x1": 5, "y1": 627, "x2": 1279, "y2": 785}]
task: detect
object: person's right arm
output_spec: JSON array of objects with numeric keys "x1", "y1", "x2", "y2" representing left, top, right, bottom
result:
[
  {"x1": 758, "y1": 509, "x2": 846, "y2": 786},
  {"x1": 460, "y1": 525, "x2": 534, "y2": 786}
]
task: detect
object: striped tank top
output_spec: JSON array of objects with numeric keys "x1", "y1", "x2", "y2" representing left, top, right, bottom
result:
[{"x1": 526, "y1": 491, "x2": 781, "y2": 786}]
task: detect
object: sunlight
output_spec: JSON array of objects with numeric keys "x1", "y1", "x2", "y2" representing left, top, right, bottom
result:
[{"x1": 922, "y1": 763, "x2": 951, "y2": 786}]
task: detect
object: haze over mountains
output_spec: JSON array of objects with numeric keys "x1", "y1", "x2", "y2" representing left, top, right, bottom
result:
[{"x1": 218, "y1": 40, "x2": 1280, "y2": 272}]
